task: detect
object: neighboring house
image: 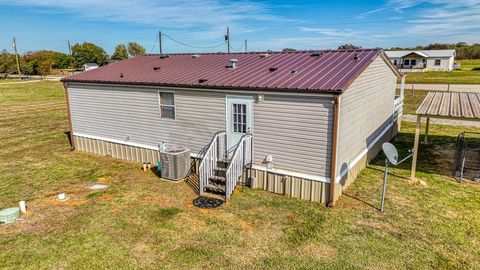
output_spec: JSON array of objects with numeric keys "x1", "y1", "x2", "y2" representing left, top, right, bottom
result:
[
  {"x1": 62, "y1": 49, "x2": 402, "y2": 206},
  {"x1": 83, "y1": 63, "x2": 99, "y2": 71},
  {"x1": 385, "y1": 49, "x2": 456, "y2": 72}
]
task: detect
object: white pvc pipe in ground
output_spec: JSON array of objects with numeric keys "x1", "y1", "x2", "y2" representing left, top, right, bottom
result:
[{"x1": 19, "y1": 201, "x2": 27, "y2": 213}]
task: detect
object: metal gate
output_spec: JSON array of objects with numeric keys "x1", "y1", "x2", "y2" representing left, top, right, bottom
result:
[{"x1": 453, "y1": 132, "x2": 480, "y2": 182}]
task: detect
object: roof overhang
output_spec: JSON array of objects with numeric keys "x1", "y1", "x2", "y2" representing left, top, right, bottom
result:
[
  {"x1": 64, "y1": 81, "x2": 340, "y2": 98},
  {"x1": 403, "y1": 51, "x2": 428, "y2": 58}
]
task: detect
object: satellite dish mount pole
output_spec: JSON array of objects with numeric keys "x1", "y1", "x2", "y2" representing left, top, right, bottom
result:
[
  {"x1": 380, "y1": 142, "x2": 414, "y2": 212},
  {"x1": 380, "y1": 158, "x2": 389, "y2": 212}
]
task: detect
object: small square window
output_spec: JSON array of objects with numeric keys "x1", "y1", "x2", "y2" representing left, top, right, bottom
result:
[
  {"x1": 435, "y1": 59, "x2": 441, "y2": 66},
  {"x1": 159, "y1": 92, "x2": 175, "y2": 119},
  {"x1": 404, "y1": 59, "x2": 410, "y2": 66},
  {"x1": 411, "y1": 59, "x2": 417, "y2": 66}
]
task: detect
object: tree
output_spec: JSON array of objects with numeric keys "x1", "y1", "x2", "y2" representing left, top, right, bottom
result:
[
  {"x1": 338, "y1": 44, "x2": 362, "y2": 50},
  {"x1": 51, "y1": 52, "x2": 71, "y2": 69},
  {"x1": 71, "y1": 42, "x2": 109, "y2": 69},
  {"x1": 127, "y1": 42, "x2": 145, "y2": 56},
  {"x1": 111, "y1": 44, "x2": 128, "y2": 60},
  {"x1": 0, "y1": 49, "x2": 16, "y2": 78},
  {"x1": 21, "y1": 50, "x2": 55, "y2": 76}
]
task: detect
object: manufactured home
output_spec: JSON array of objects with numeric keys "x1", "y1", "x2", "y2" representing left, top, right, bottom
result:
[
  {"x1": 62, "y1": 49, "x2": 403, "y2": 205},
  {"x1": 385, "y1": 49, "x2": 456, "y2": 72}
]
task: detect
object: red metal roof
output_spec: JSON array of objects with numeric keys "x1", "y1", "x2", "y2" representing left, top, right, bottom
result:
[{"x1": 63, "y1": 49, "x2": 392, "y2": 93}]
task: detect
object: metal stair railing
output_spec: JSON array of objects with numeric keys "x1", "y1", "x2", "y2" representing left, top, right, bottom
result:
[
  {"x1": 198, "y1": 131, "x2": 227, "y2": 196},
  {"x1": 225, "y1": 133, "x2": 252, "y2": 200}
]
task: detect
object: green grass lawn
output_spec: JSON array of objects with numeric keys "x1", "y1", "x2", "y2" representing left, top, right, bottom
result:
[
  {"x1": 0, "y1": 79, "x2": 19, "y2": 83},
  {"x1": 396, "y1": 88, "x2": 429, "y2": 115},
  {"x1": 402, "y1": 59, "x2": 480, "y2": 85},
  {"x1": 1, "y1": 81, "x2": 479, "y2": 269}
]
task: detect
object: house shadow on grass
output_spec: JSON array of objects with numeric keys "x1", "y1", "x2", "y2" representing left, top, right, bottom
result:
[
  {"x1": 64, "y1": 131, "x2": 73, "y2": 148},
  {"x1": 342, "y1": 130, "x2": 480, "y2": 210},
  {"x1": 369, "y1": 131, "x2": 480, "y2": 179}
]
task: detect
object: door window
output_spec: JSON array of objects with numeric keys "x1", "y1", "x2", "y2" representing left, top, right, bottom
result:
[{"x1": 232, "y1": 104, "x2": 247, "y2": 133}]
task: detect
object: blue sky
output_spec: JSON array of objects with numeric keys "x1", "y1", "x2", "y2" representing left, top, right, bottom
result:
[{"x1": 0, "y1": 0, "x2": 479, "y2": 55}]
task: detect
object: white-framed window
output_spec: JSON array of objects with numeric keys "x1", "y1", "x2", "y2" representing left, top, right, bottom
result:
[
  {"x1": 232, "y1": 103, "x2": 247, "y2": 133},
  {"x1": 404, "y1": 59, "x2": 410, "y2": 66},
  {"x1": 411, "y1": 59, "x2": 417, "y2": 66},
  {"x1": 159, "y1": 92, "x2": 175, "y2": 119},
  {"x1": 435, "y1": 59, "x2": 441, "y2": 66}
]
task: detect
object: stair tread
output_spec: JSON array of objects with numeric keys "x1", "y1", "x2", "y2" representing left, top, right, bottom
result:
[
  {"x1": 205, "y1": 183, "x2": 226, "y2": 194},
  {"x1": 201, "y1": 192, "x2": 225, "y2": 201},
  {"x1": 209, "y1": 175, "x2": 226, "y2": 181}
]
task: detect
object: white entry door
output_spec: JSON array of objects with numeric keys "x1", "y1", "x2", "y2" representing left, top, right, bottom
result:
[{"x1": 226, "y1": 96, "x2": 253, "y2": 155}]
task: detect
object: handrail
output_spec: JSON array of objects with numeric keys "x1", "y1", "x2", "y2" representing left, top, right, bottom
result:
[
  {"x1": 198, "y1": 131, "x2": 226, "y2": 196},
  {"x1": 393, "y1": 96, "x2": 403, "y2": 120},
  {"x1": 225, "y1": 133, "x2": 253, "y2": 200}
]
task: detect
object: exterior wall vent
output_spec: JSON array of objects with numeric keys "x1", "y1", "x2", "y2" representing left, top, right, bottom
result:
[
  {"x1": 153, "y1": 67, "x2": 161, "y2": 71},
  {"x1": 192, "y1": 54, "x2": 201, "y2": 58},
  {"x1": 269, "y1": 67, "x2": 278, "y2": 72},
  {"x1": 160, "y1": 55, "x2": 170, "y2": 59},
  {"x1": 259, "y1": 53, "x2": 269, "y2": 58},
  {"x1": 199, "y1": 79, "x2": 208, "y2": 83},
  {"x1": 310, "y1": 52, "x2": 322, "y2": 57}
]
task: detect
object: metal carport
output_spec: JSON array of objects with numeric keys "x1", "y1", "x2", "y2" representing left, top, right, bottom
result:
[{"x1": 411, "y1": 91, "x2": 480, "y2": 179}]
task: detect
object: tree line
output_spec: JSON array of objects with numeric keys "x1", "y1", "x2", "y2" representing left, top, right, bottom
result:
[
  {"x1": 335, "y1": 43, "x2": 480, "y2": 60},
  {"x1": 333, "y1": 43, "x2": 480, "y2": 60},
  {"x1": 389, "y1": 42, "x2": 480, "y2": 60},
  {"x1": 0, "y1": 41, "x2": 146, "y2": 76}
]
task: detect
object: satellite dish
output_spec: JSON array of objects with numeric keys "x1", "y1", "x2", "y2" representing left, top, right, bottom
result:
[{"x1": 382, "y1": 142, "x2": 398, "y2": 166}]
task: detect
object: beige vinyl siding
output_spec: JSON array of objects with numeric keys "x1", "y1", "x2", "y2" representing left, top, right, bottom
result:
[
  {"x1": 68, "y1": 83, "x2": 334, "y2": 178},
  {"x1": 68, "y1": 84, "x2": 225, "y2": 155},
  {"x1": 336, "y1": 55, "x2": 397, "y2": 176},
  {"x1": 254, "y1": 95, "x2": 333, "y2": 177}
]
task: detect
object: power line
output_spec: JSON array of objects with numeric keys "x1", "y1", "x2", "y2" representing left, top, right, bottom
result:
[
  {"x1": 149, "y1": 35, "x2": 158, "y2": 53},
  {"x1": 230, "y1": 42, "x2": 245, "y2": 52},
  {"x1": 162, "y1": 32, "x2": 225, "y2": 49}
]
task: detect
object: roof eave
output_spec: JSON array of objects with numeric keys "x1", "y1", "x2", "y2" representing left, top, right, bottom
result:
[{"x1": 62, "y1": 79, "x2": 343, "y2": 94}]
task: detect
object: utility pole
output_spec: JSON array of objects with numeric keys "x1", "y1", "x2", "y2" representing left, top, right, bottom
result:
[
  {"x1": 12, "y1": 37, "x2": 21, "y2": 76},
  {"x1": 226, "y1": 27, "x2": 230, "y2": 53},
  {"x1": 67, "y1": 40, "x2": 72, "y2": 56},
  {"x1": 67, "y1": 40, "x2": 73, "y2": 73},
  {"x1": 244, "y1": 39, "x2": 248, "y2": 52},
  {"x1": 159, "y1": 31, "x2": 163, "y2": 55}
]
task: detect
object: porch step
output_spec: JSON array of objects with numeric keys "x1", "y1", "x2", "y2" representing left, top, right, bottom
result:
[
  {"x1": 201, "y1": 192, "x2": 225, "y2": 202},
  {"x1": 209, "y1": 175, "x2": 226, "y2": 184},
  {"x1": 205, "y1": 183, "x2": 226, "y2": 194},
  {"x1": 217, "y1": 159, "x2": 230, "y2": 169},
  {"x1": 214, "y1": 167, "x2": 227, "y2": 177}
]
